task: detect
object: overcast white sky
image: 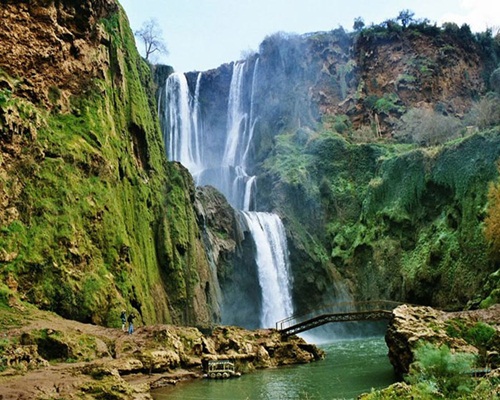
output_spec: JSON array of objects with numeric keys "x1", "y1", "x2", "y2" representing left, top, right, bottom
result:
[{"x1": 119, "y1": 0, "x2": 500, "y2": 72}]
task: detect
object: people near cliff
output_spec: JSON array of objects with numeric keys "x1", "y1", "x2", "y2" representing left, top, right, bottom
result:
[
  {"x1": 120, "y1": 310, "x2": 127, "y2": 332},
  {"x1": 127, "y1": 312, "x2": 136, "y2": 334}
]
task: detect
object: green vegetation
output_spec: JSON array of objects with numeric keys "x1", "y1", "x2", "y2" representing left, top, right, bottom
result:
[
  {"x1": 407, "y1": 343, "x2": 476, "y2": 398},
  {"x1": 358, "y1": 10, "x2": 500, "y2": 64},
  {"x1": 361, "y1": 343, "x2": 499, "y2": 400},
  {"x1": 260, "y1": 116, "x2": 500, "y2": 311},
  {"x1": 0, "y1": 6, "x2": 212, "y2": 327},
  {"x1": 362, "y1": 341, "x2": 500, "y2": 399},
  {"x1": 244, "y1": 22, "x2": 498, "y2": 313},
  {"x1": 373, "y1": 93, "x2": 405, "y2": 115}
]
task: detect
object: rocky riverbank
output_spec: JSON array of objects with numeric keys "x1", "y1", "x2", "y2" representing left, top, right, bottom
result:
[
  {"x1": 0, "y1": 304, "x2": 324, "y2": 399},
  {"x1": 386, "y1": 304, "x2": 500, "y2": 377},
  {"x1": 360, "y1": 304, "x2": 500, "y2": 399}
]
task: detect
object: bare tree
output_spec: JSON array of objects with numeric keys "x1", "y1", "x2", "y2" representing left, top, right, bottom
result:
[
  {"x1": 134, "y1": 19, "x2": 168, "y2": 61},
  {"x1": 394, "y1": 108, "x2": 462, "y2": 146}
]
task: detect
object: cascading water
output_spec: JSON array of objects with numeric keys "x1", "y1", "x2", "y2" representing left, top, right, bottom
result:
[
  {"x1": 223, "y1": 62, "x2": 248, "y2": 168},
  {"x1": 164, "y1": 72, "x2": 203, "y2": 176},
  {"x1": 242, "y1": 212, "x2": 294, "y2": 328},
  {"x1": 163, "y1": 60, "x2": 294, "y2": 328}
]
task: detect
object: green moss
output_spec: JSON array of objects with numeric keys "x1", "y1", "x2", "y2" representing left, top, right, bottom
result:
[
  {"x1": 432, "y1": 130, "x2": 500, "y2": 200},
  {"x1": 261, "y1": 124, "x2": 500, "y2": 310},
  {"x1": 80, "y1": 375, "x2": 133, "y2": 399},
  {"x1": 0, "y1": 88, "x2": 11, "y2": 107},
  {"x1": 0, "y1": 6, "x2": 213, "y2": 327},
  {"x1": 364, "y1": 148, "x2": 427, "y2": 216},
  {"x1": 480, "y1": 288, "x2": 500, "y2": 308},
  {"x1": 374, "y1": 93, "x2": 406, "y2": 115}
]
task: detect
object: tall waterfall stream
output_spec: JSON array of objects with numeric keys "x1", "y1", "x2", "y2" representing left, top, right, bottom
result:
[{"x1": 164, "y1": 61, "x2": 294, "y2": 328}]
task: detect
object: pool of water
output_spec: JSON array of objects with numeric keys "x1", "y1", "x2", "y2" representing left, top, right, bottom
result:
[{"x1": 152, "y1": 336, "x2": 396, "y2": 400}]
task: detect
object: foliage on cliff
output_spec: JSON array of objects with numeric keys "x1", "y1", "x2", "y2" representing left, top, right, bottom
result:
[
  {"x1": 259, "y1": 123, "x2": 500, "y2": 312},
  {"x1": 240, "y1": 16, "x2": 500, "y2": 313},
  {"x1": 0, "y1": 1, "x2": 216, "y2": 327},
  {"x1": 361, "y1": 305, "x2": 500, "y2": 399},
  {"x1": 485, "y1": 169, "x2": 500, "y2": 258}
]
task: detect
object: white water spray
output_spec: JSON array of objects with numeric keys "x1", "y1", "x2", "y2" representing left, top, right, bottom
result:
[
  {"x1": 164, "y1": 72, "x2": 202, "y2": 175},
  {"x1": 242, "y1": 212, "x2": 294, "y2": 328}
]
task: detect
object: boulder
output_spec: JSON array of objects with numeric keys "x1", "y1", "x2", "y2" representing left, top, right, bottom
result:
[{"x1": 386, "y1": 305, "x2": 481, "y2": 376}]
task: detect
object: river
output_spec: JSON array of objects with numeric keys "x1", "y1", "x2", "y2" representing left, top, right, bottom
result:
[{"x1": 152, "y1": 336, "x2": 396, "y2": 400}]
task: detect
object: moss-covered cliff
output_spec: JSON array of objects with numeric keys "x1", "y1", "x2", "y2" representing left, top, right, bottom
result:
[
  {"x1": 253, "y1": 26, "x2": 500, "y2": 312},
  {"x1": 260, "y1": 128, "x2": 500, "y2": 311},
  {"x1": 0, "y1": 0, "x2": 218, "y2": 327},
  {"x1": 172, "y1": 21, "x2": 500, "y2": 315}
]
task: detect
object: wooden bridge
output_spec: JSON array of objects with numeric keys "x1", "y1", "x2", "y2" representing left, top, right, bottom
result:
[{"x1": 276, "y1": 301, "x2": 402, "y2": 336}]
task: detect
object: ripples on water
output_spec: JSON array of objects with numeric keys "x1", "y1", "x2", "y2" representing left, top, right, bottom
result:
[{"x1": 152, "y1": 335, "x2": 396, "y2": 400}]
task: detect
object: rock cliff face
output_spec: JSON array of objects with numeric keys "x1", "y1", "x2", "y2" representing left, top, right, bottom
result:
[
  {"x1": 181, "y1": 27, "x2": 495, "y2": 164},
  {"x1": 0, "y1": 0, "x2": 219, "y2": 327},
  {"x1": 353, "y1": 26, "x2": 489, "y2": 125},
  {"x1": 159, "y1": 24, "x2": 500, "y2": 315},
  {"x1": 385, "y1": 304, "x2": 500, "y2": 377},
  {"x1": 0, "y1": 0, "x2": 117, "y2": 108}
]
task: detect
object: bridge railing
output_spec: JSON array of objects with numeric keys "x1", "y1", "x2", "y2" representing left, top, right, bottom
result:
[{"x1": 276, "y1": 300, "x2": 402, "y2": 331}]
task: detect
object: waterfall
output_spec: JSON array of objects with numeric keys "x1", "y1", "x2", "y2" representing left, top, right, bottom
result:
[
  {"x1": 243, "y1": 175, "x2": 256, "y2": 212},
  {"x1": 192, "y1": 72, "x2": 203, "y2": 170},
  {"x1": 223, "y1": 62, "x2": 248, "y2": 168},
  {"x1": 242, "y1": 58, "x2": 259, "y2": 168},
  {"x1": 242, "y1": 212, "x2": 294, "y2": 328},
  {"x1": 163, "y1": 59, "x2": 294, "y2": 328},
  {"x1": 164, "y1": 72, "x2": 202, "y2": 176}
]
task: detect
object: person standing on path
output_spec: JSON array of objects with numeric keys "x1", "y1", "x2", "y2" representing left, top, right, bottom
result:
[
  {"x1": 127, "y1": 312, "x2": 136, "y2": 334},
  {"x1": 120, "y1": 310, "x2": 127, "y2": 332}
]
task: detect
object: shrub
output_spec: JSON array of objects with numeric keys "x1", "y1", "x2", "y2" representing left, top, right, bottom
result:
[
  {"x1": 443, "y1": 22, "x2": 460, "y2": 36},
  {"x1": 491, "y1": 67, "x2": 500, "y2": 94},
  {"x1": 445, "y1": 319, "x2": 496, "y2": 351},
  {"x1": 394, "y1": 108, "x2": 462, "y2": 146},
  {"x1": 0, "y1": 89, "x2": 11, "y2": 107},
  {"x1": 374, "y1": 93, "x2": 405, "y2": 115},
  {"x1": 350, "y1": 125, "x2": 378, "y2": 143},
  {"x1": 466, "y1": 93, "x2": 500, "y2": 129},
  {"x1": 465, "y1": 322, "x2": 496, "y2": 349},
  {"x1": 332, "y1": 114, "x2": 351, "y2": 134},
  {"x1": 0, "y1": 283, "x2": 12, "y2": 305},
  {"x1": 407, "y1": 343, "x2": 476, "y2": 397}
]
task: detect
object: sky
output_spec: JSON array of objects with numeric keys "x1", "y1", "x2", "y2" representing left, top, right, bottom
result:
[{"x1": 119, "y1": 0, "x2": 500, "y2": 73}]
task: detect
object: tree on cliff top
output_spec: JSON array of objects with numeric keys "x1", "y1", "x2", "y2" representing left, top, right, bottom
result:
[
  {"x1": 353, "y1": 17, "x2": 365, "y2": 32},
  {"x1": 135, "y1": 18, "x2": 168, "y2": 62},
  {"x1": 397, "y1": 9, "x2": 415, "y2": 29}
]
